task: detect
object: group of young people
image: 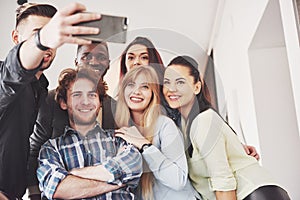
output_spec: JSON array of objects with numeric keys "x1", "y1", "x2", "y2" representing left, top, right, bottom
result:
[{"x1": 0, "y1": 2, "x2": 291, "y2": 200}]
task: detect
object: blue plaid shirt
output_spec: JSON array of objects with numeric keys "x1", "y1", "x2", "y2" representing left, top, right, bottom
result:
[{"x1": 37, "y1": 124, "x2": 142, "y2": 199}]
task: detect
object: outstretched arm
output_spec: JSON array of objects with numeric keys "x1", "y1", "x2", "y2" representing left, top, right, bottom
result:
[{"x1": 20, "y1": 2, "x2": 100, "y2": 71}]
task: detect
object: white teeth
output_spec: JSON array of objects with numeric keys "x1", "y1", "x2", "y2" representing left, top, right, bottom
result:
[
  {"x1": 79, "y1": 109, "x2": 92, "y2": 112},
  {"x1": 130, "y1": 97, "x2": 143, "y2": 102},
  {"x1": 169, "y1": 95, "x2": 179, "y2": 100}
]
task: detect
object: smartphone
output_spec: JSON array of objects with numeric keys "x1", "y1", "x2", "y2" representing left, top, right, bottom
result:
[{"x1": 74, "y1": 14, "x2": 128, "y2": 43}]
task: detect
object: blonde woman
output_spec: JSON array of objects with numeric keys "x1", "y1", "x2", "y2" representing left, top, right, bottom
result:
[{"x1": 115, "y1": 66, "x2": 198, "y2": 200}]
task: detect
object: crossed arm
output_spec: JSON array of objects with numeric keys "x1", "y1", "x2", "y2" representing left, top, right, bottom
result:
[
  {"x1": 55, "y1": 164, "x2": 122, "y2": 199},
  {"x1": 53, "y1": 174, "x2": 121, "y2": 199},
  {"x1": 37, "y1": 144, "x2": 121, "y2": 199},
  {"x1": 38, "y1": 137, "x2": 142, "y2": 199}
]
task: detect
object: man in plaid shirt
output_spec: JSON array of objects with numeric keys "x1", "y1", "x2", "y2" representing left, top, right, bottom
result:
[{"x1": 37, "y1": 67, "x2": 142, "y2": 199}]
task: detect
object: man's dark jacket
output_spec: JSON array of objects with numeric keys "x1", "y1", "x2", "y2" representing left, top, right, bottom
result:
[{"x1": 0, "y1": 43, "x2": 48, "y2": 199}]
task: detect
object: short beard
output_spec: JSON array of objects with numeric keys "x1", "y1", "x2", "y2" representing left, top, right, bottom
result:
[
  {"x1": 39, "y1": 59, "x2": 54, "y2": 71},
  {"x1": 70, "y1": 114, "x2": 98, "y2": 126}
]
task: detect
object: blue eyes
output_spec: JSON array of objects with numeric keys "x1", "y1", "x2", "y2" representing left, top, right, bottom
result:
[{"x1": 126, "y1": 82, "x2": 150, "y2": 90}]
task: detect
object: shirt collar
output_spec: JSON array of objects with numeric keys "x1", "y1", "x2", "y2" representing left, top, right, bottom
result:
[
  {"x1": 63, "y1": 122, "x2": 103, "y2": 138},
  {"x1": 39, "y1": 73, "x2": 49, "y2": 89}
]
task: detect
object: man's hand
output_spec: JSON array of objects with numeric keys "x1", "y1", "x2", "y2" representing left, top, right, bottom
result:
[{"x1": 40, "y1": 2, "x2": 101, "y2": 49}]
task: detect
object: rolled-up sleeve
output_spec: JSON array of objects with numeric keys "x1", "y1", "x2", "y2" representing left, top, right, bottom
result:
[
  {"x1": 204, "y1": 133, "x2": 237, "y2": 191},
  {"x1": 103, "y1": 140, "x2": 142, "y2": 187},
  {"x1": 37, "y1": 140, "x2": 68, "y2": 199},
  {"x1": 192, "y1": 109, "x2": 237, "y2": 191}
]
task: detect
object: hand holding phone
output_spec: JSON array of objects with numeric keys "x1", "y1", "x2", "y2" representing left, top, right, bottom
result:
[{"x1": 74, "y1": 13, "x2": 128, "y2": 43}]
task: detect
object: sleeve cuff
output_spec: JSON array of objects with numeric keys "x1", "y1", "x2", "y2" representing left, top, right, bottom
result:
[{"x1": 104, "y1": 159, "x2": 123, "y2": 185}]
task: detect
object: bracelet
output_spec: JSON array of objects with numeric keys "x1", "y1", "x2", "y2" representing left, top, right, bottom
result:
[
  {"x1": 139, "y1": 143, "x2": 152, "y2": 153},
  {"x1": 34, "y1": 29, "x2": 49, "y2": 51}
]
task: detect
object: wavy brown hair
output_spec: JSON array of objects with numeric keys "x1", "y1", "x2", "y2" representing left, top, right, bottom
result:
[{"x1": 55, "y1": 67, "x2": 106, "y2": 104}]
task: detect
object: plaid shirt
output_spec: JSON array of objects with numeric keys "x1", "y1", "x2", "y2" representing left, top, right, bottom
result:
[{"x1": 37, "y1": 124, "x2": 142, "y2": 200}]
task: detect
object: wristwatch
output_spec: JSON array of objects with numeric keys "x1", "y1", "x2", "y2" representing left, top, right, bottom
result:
[
  {"x1": 139, "y1": 143, "x2": 152, "y2": 153},
  {"x1": 34, "y1": 29, "x2": 50, "y2": 51}
]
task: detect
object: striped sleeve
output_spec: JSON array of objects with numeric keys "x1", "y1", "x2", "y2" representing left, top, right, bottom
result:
[
  {"x1": 37, "y1": 139, "x2": 68, "y2": 199},
  {"x1": 103, "y1": 138, "x2": 142, "y2": 187}
]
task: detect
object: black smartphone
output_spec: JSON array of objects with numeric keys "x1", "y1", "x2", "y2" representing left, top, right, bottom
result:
[{"x1": 74, "y1": 14, "x2": 128, "y2": 43}]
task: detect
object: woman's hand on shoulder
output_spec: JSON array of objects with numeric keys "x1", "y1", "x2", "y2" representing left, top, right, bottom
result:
[{"x1": 115, "y1": 126, "x2": 150, "y2": 149}]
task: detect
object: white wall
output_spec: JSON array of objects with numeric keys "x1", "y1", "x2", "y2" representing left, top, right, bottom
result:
[
  {"x1": 249, "y1": 46, "x2": 300, "y2": 199},
  {"x1": 214, "y1": 0, "x2": 300, "y2": 198},
  {"x1": 0, "y1": 0, "x2": 217, "y2": 96},
  {"x1": 214, "y1": 0, "x2": 268, "y2": 152},
  {"x1": 279, "y1": 0, "x2": 300, "y2": 137}
]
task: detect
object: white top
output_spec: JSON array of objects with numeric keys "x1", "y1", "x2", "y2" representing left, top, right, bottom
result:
[
  {"x1": 139, "y1": 115, "x2": 199, "y2": 200},
  {"x1": 187, "y1": 109, "x2": 278, "y2": 200}
]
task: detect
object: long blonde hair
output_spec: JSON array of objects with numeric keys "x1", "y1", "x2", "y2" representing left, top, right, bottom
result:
[{"x1": 115, "y1": 66, "x2": 161, "y2": 200}]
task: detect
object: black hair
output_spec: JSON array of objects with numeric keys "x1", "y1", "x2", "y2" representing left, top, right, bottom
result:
[
  {"x1": 119, "y1": 36, "x2": 165, "y2": 84},
  {"x1": 168, "y1": 55, "x2": 212, "y2": 109},
  {"x1": 77, "y1": 41, "x2": 109, "y2": 55},
  {"x1": 168, "y1": 55, "x2": 212, "y2": 156},
  {"x1": 15, "y1": 3, "x2": 57, "y2": 28}
]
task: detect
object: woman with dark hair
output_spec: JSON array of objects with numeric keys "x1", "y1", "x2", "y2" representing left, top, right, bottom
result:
[
  {"x1": 163, "y1": 55, "x2": 291, "y2": 200},
  {"x1": 118, "y1": 36, "x2": 180, "y2": 123},
  {"x1": 119, "y1": 36, "x2": 165, "y2": 83}
]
